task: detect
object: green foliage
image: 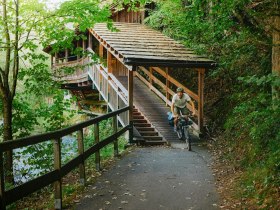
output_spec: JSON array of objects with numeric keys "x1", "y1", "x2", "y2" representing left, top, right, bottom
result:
[{"x1": 146, "y1": 0, "x2": 279, "y2": 207}]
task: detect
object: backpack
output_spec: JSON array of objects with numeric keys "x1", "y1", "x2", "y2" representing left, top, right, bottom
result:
[{"x1": 167, "y1": 112, "x2": 174, "y2": 126}]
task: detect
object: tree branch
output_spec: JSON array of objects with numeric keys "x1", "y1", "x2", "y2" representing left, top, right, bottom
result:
[
  {"x1": 0, "y1": 67, "x2": 5, "y2": 98},
  {"x1": 11, "y1": 0, "x2": 19, "y2": 99},
  {"x1": 3, "y1": 0, "x2": 11, "y2": 84}
]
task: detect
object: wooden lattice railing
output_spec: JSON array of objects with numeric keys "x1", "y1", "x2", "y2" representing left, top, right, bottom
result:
[
  {"x1": 0, "y1": 107, "x2": 130, "y2": 210},
  {"x1": 135, "y1": 66, "x2": 201, "y2": 131}
]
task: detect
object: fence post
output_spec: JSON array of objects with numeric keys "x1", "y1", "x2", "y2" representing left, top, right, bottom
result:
[
  {"x1": 53, "y1": 138, "x2": 62, "y2": 210},
  {"x1": 0, "y1": 152, "x2": 6, "y2": 210},
  {"x1": 94, "y1": 123, "x2": 101, "y2": 171},
  {"x1": 128, "y1": 67, "x2": 135, "y2": 143},
  {"x1": 77, "y1": 129, "x2": 86, "y2": 185},
  {"x1": 113, "y1": 115, "x2": 118, "y2": 157}
]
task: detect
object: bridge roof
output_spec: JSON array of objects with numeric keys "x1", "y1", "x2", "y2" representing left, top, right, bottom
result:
[{"x1": 91, "y1": 22, "x2": 216, "y2": 68}]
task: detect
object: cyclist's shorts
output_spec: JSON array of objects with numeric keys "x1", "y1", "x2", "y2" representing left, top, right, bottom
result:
[{"x1": 174, "y1": 106, "x2": 189, "y2": 115}]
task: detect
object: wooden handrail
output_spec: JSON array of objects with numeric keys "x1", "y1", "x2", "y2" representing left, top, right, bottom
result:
[
  {"x1": 0, "y1": 106, "x2": 130, "y2": 209},
  {"x1": 136, "y1": 66, "x2": 201, "y2": 131}
]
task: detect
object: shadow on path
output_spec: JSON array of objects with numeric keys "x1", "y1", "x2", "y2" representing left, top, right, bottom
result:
[{"x1": 75, "y1": 146, "x2": 219, "y2": 210}]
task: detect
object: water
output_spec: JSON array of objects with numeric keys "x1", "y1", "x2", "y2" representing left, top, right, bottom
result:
[{"x1": 13, "y1": 135, "x2": 78, "y2": 183}]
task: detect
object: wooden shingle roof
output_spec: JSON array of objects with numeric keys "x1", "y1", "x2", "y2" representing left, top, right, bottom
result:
[{"x1": 91, "y1": 22, "x2": 216, "y2": 68}]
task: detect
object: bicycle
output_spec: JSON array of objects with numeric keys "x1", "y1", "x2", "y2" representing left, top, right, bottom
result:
[{"x1": 175, "y1": 111, "x2": 193, "y2": 151}]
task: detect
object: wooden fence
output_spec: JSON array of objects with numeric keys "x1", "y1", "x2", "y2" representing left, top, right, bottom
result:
[{"x1": 0, "y1": 107, "x2": 130, "y2": 210}]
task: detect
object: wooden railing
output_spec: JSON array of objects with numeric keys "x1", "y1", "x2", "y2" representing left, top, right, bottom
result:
[
  {"x1": 88, "y1": 57, "x2": 129, "y2": 127},
  {"x1": 136, "y1": 66, "x2": 200, "y2": 131},
  {"x1": 0, "y1": 107, "x2": 130, "y2": 210},
  {"x1": 53, "y1": 57, "x2": 89, "y2": 84}
]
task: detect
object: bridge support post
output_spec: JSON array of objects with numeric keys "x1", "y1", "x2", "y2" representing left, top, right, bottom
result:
[
  {"x1": 77, "y1": 129, "x2": 86, "y2": 185},
  {"x1": 198, "y1": 68, "x2": 205, "y2": 132},
  {"x1": 53, "y1": 138, "x2": 62, "y2": 210},
  {"x1": 128, "y1": 67, "x2": 135, "y2": 143},
  {"x1": 94, "y1": 123, "x2": 101, "y2": 171},
  {"x1": 0, "y1": 152, "x2": 6, "y2": 210}
]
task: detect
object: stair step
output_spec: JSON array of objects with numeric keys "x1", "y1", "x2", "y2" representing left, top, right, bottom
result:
[
  {"x1": 133, "y1": 112, "x2": 141, "y2": 116},
  {"x1": 133, "y1": 115, "x2": 144, "y2": 120},
  {"x1": 142, "y1": 141, "x2": 166, "y2": 146},
  {"x1": 143, "y1": 136, "x2": 163, "y2": 141},
  {"x1": 139, "y1": 131, "x2": 158, "y2": 136},
  {"x1": 133, "y1": 119, "x2": 147, "y2": 123},
  {"x1": 135, "y1": 127, "x2": 155, "y2": 131},
  {"x1": 134, "y1": 123, "x2": 151, "y2": 127}
]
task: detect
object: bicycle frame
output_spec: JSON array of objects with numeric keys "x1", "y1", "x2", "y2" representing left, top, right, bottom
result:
[{"x1": 176, "y1": 110, "x2": 192, "y2": 151}]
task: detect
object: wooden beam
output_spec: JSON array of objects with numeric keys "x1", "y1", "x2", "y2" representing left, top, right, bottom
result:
[
  {"x1": 198, "y1": 68, "x2": 205, "y2": 131},
  {"x1": 149, "y1": 67, "x2": 152, "y2": 90},
  {"x1": 128, "y1": 66, "x2": 135, "y2": 143},
  {"x1": 88, "y1": 32, "x2": 92, "y2": 49},
  {"x1": 99, "y1": 43, "x2": 103, "y2": 58},
  {"x1": 166, "y1": 67, "x2": 170, "y2": 106},
  {"x1": 107, "y1": 51, "x2": 113, "y2": 74}
]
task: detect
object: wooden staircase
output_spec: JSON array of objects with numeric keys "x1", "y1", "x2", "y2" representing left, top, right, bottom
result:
[{"x1": 133, "y1": 107, "x2": 166, "y2": 145}]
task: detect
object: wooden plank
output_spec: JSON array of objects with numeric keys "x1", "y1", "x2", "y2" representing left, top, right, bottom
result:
[
  {"x1": 102, "y1": 39, "x2": 184, "y2": 46},
  {"x1": 97, "y1": 39, "x2": 184, "y2": 47},
  {"x1": 166, "y1": 67, "x2": 170, "y2": 106},
  {"x1": 198, "y1": 68, "x2": 205, "y2": 131},
  {"x1": 77, "y1": 129, "x2": 86, "y2": 185},
  {"x1": 53, "y1": 138, "x2": 62, "y2": 210},
  {"x1": 117, "y1": 48, "x2": 194, "y2": 54},
  {"x1": 124, "y1": 54, "x2": 212, "y2": 62},
  {"x1": 5, "y1": 170, "x2": 59, "y2": 205},
  {"x1": 149, "y1": 67, "x2": 152, "y2": 89},
  {"x1": 110, "y1": 44, "x2": 187, "y2": 51},
  {"x1": 98, "y1": 35, "x2": 175, "y2": 42},
  {"x1": 119, "y1": 51, "x2": 199, "y2": 58}
]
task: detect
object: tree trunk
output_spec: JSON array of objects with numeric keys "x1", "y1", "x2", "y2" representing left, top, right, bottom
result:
[
  {"x1": 2, "y1": 97, "x2": 14, "y2": 184},
  {"x1": 272, "y1": 7, "x2": 280, "y2": 102}
]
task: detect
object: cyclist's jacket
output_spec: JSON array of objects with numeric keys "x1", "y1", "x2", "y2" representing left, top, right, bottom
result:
[{"x1": 172, "y1": 93, "x2": 191, "y2": 108}]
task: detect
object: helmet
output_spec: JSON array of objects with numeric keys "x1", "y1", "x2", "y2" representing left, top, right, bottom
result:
[{"x1": 176, "y1": 87, "x2": 184, "y2": 93}]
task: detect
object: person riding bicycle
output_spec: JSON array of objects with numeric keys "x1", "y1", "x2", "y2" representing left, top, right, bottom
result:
[{"x1": 171, "y1": 87, "x2": 195, "y2": 131}]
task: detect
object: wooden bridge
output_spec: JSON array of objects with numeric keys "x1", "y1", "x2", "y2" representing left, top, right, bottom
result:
[{"x1": 0, "y1": 21, "x2": 216, "y2": 209}]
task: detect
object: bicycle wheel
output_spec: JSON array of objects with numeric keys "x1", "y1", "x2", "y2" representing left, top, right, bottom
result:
[
  {"x1": 176, "y1": 125, "x2": 184, "y2": 140},
  {"x1": 183, "y1": 127, "x2": 191, "y2": 151}
]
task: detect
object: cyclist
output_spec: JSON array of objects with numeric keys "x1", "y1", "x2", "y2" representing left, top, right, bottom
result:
[{"x1": 171, "y1": 87, "x2": 195, "y2": 131}]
